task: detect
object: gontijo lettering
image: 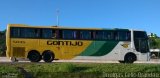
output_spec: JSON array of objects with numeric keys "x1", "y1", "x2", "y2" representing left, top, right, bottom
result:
[{"x1": 47, "y1": 41, "x2": 83, "y2": 46}]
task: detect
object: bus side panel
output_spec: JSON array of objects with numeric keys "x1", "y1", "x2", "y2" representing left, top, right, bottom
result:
[
  {"x1": 60, "y1": 40, "x2": 92, "y2": 59},
  {"x1": 73, "y1": 41, "x2": 133, "y2": 61},
  {"x1": 39, "y1": 40, "x2": 92, "y2": 59},
  {"x1": 73, "y1": 41, "x2": 119, "y2": 60},
  {"x1": 10, "y1": 39, "x2": 40, "y2": 58},
  {"x1": 39, "y1": 39, "x2": 62, "y2": 59}
]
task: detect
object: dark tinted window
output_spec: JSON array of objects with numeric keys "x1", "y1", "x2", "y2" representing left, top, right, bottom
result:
[
  {"x1": 114, "y1": 31, "x2": 130, "y2": 41},
  {"x1": 10, "y1": 27, "x2": 131, "y2": 41},
  {"x1": 94, "y1": 31, "x2": 114, "y2": 40},
  {"x1": 103, "y1": 31, "x2": 114, "y2": 40},
  {"x1": 95, "y1": 31, "x2": 103, "y2": 39},
  {"x1": 80, "y1": 31, "x2": 91, "y2": 39},
  {"x1": 63, "y1": 30, "x2": 75, "y2": 39},
  {"x1": 11, "y1": 27, "x2": 20, "y2": 38},
  {"x1": 134, "y1": 31, "x2": 149, "y2": 53},
  {"x1": 42, "y1": 29, "x2": 56, "y2": 38},
  {"x1": 11, "y1": 27, "x2": 40, "y2": 38},
  {"x1": 118, "y1": 31, "x2": 131, "y2": 41},
  {"x1": 134, "y1": 31, "x2": 148, "y2": 39},
  {"x1": 22, "y1": 28, "x2": 40, "y2": 38}
]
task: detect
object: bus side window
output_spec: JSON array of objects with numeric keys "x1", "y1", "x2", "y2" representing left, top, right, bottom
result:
[
  {"x1": 118, "y1": 31, "x2": 131, "y2": 41},
  {"x1": 118, "y1": 31, "x2": 125, "y2": 41},
  {"x1": 73, "y1": 30, "x2": 79, "y2": 39},
  {"x1": 21, "y1": 28, "x2": 25, "y2": 38},
  {"x1": 90, "y1": 31, "x2": 94, "y2": 39},
  {"x1": 62, "y1": 30, "x2": 74, "y2": 39},
  {"x1": 92, "y1": 31, "x2": 96, "y2": 39},
  {"x1": 75, "y1": 30, "x2": 80, "y2": 39},
  {"x1": 10, "y1": 27, "x2": 20, "y2": 38},
  {"x1": 62, "y1": 30, "x2": 81, "y2": 40},
  {"x1": 58, "y1": 30, "x2": 63, "y2": 39},
  {"x1": 52, "y1": 30, "x2": 57, "y2": 39},
  {"x1": 103, "y1": 31, "x2": 114, "y2": 40},
  {"x1": 20, "y1": 28, "x2": 40, "y2": 38},
  {"x1": 126, "y1": 32, "x2": 131, "y2": 41},
  {"x1": 80, "y1": 30, "x2": 91, "y2": 40},
  {"x1": 42, "y1": 29, "x2": 54, "y2": 39},
  {"x1": 95, "y1": 31, "x2": 103, "y2": 40},
  {"x1": 34, "y1": 29, "x2": 40, "y2": 38},
  {"x1": 114, "y1": 31, "x2": 118, "y2": 40}
]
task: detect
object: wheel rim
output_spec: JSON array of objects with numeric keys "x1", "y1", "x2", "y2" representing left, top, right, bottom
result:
[
  {"x1": 128, "y1": 56, "x2": 133, "y2": 63},
  {"x1": 31, "y1": 54, "x2": 38, "y2": 61},
  {"x1": 29, "y1": 52, "x2": 41, "y2": 62},
  {"x1": 43, "y1": 52, "x2": 54, "y2": 62},
  {"x1": 124, "y1": 53, "x2": 136, "y2": 63},
  {"x1": 44, "y1": 53, "x2": 52, "y2": 61}
]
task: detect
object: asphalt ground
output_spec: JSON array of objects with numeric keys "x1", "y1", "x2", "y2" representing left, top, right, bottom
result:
[{"x1": 0, "y1": 57, "x2": 160, "y2": 64}]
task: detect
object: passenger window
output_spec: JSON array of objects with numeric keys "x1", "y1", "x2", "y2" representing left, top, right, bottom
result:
[
  {"x1": 63, "y1": 30, "x2": 74, "y2": 39},
  {"x1": 126, "y1": 32, "x2": 131, "y2": 41},
  {"x1": 80, "y1": 31, "x2": 91, "y2": 39},
  {"x1": 11, "y1": 27, "x2": 40, "y2": 38},
  {"x1": 103, "y1": 31, "x2": 114, "y2": 40},
  {"x1": 58, "y1": 30, "x2": 63, "y2": 39},
  {"x1": 95, "y1": 31, "x2": 103, "y2": 40},
  {"x1": 42, "y1": 29, "x2": 56, "y2": 39},
  {"x1": 117, "y1": 31, "x2": 131, "y2": 41},
  {"x1": 73, "y1": 30, "x2": 80, "y2": 39},
  {"x1": 10, "y1": 27, "x2": 20, "y2": 38},
  {"x1": 23, "y1": 28, "x2": 40, "y2": 38}
]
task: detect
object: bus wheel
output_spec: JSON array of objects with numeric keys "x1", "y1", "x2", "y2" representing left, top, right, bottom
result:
[
  {"x1": 28, "y1": 51, "x2": 41, "y2": 62},
  {"x1": 42, "y1": 51, "x2": 54, "y2": 62},
  {"x1": 124, "y1": 53, "x2": 136, "y2": 63}
]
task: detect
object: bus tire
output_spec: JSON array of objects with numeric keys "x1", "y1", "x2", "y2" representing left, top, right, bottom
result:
[
  {"x1": 28, "y1": 50, "x2": 41, "y2": 62},
  {"x1": 42, "y1": 51, "x2": 54, "y2": 62},
  {"x1": 124, "y1": 53, "x2": 137, "y2": 63}
]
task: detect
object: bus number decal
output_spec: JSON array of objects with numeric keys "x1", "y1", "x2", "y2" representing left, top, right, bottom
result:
[{"x1": 13, "y1": 41, "x2": 25, "y2": 44}]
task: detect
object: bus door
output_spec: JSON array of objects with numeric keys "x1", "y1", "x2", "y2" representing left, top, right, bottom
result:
[
  {"x1": 137, "y1": 39, "x2": 149, "y2": 53},
  {"x1": 134, "y1": 31, "x2": 149, "y2": 53}
]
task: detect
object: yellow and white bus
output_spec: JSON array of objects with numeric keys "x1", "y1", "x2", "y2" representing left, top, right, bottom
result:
[{"x1": 6, "y1": 24, "x2": 150, "y2": 63}]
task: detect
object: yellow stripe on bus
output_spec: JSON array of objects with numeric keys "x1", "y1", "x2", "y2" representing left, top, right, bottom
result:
[{"x1": 10, "y1": 39, "x2": 92, "y2": 59}]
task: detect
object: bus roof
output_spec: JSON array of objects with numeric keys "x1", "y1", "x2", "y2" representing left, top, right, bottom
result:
[{"x1": 8, "y1": 24, "x2": 144, "y2": 31}]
